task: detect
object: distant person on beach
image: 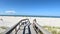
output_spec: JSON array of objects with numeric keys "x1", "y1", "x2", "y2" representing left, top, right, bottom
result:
[{"x1": 0, "y1": 18, "x2": 3, "y2": 21}]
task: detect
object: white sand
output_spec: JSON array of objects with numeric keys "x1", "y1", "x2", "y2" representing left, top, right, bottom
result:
[
  {"x1": 0, "y1": 16, "x2": 60, "y2": 33},
  {"x1": 29, "y1": 17, "x2": 60, "y2": 27},
  {"x1": 0, "y1": 16, "x2": 60, "y2": 27},
  {"x1": 0, "y1": 16, "x2": 32, "y2": 27}
]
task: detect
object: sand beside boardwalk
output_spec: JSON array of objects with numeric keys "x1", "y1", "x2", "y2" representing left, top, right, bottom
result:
[
  {"x1": 0, "y1": 16, "x2": 20, "y2": 27},
  {"x1": 0, "y1": 16, "x2": 60, "y2": 27},
  {"x1": 0, "y1": 16, "x2": 60, "y2": 33}
]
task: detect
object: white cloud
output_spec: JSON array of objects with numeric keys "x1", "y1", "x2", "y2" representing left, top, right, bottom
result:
[
  {"x1": 5, "y1": 10, "x2": 16, "y2": 14},
  {"x1": 0, "y1": 10, "x2": 16, "y2": 15}
]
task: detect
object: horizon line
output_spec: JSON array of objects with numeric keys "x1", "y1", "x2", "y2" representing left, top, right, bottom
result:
[{"x1": 0, "y1": 15, "x2": 60, "y2": 18}]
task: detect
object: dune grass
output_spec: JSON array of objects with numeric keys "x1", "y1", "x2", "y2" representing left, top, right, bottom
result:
[
  {"x1": 43, "y1": 26, "x2": 60, "y2": 34},
  {"x1": 0, "y1": 26, "x2": 7, "y2": 29},
  {"x1": 0, "y1": 26, "x2": 9, "y2": 34}
]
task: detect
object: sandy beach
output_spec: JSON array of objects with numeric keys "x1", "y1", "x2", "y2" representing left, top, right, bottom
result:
[
  {"x1": 0, "y1": 16, "x2": 60, "y2": 27},
  {"x1": 0, "y1": 16, "x2": 60, "y2": 33}
]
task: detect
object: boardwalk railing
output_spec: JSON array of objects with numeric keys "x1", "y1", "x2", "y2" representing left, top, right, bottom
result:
[
  {"x1": 2, "y1": 19, "x2": 29, "y2": 34},
  {"x1": 1, "y1": 19, "x2": 52, "y2": 34},
  {"x1": 33, "y1": 19, "x2": 51, "y2": 34}
]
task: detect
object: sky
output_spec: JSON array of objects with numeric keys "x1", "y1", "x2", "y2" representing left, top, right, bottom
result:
[{"x1": 0, "y1": 0, "x2": 60, "y2": 16}]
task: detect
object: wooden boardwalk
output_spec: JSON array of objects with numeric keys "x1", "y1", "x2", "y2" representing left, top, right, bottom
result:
[
  {"x1": 17, "y1": 24, "x2": 36, "y2": 34},
  {"x1": 30, "y1": 24, "x2": 36, "y2": 34}
]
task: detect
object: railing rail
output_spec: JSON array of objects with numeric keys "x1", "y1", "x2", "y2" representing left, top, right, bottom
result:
[
  {"x1": 3, "y1": 19, "x2": 29, "y2": 34},
  {"x1": 33, "y1": 19, "x2": 51, "y2": 34}
]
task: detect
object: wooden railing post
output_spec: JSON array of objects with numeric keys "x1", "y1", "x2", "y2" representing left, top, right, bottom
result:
[
  {"x1": 19, "y1": 23, "x2": 21, "y2": 30},
  {"x1": 15, "y1": 28, "x2": 17, "y2": 34}
]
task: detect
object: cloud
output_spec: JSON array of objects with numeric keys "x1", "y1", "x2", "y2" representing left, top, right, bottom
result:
[
  {"x1": 0, "y1": 10, "x2": 16, "y2": 15},
  {"x1": 5, "y1": 10, "x2": 16, "y2": 14}
]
